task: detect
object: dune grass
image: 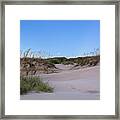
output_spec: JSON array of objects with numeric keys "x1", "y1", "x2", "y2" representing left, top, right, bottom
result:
[{"x1": 20, "y1": 76, "x2": 53, "y2": 95}]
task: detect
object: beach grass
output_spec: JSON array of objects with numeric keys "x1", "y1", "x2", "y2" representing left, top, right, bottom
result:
[{"x1": 20, "y1": 76, "x2": 53, "y2": 95}]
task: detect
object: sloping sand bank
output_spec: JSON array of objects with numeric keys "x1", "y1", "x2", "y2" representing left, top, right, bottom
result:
[{"x1": 21, "y1": 65, "x2": 100, "y2": 100}]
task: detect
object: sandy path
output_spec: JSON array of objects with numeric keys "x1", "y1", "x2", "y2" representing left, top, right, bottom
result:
[
  {"x1": 21, "y1": 64, "x2": 100, "y2": 100},
  {"x1": 55, "y1": 64, "x2": 75, "y2": 71}
]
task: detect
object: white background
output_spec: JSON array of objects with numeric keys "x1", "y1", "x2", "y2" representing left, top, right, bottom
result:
[{"x1": 5, "y1": 5, "x2": 115, "y2": 115}]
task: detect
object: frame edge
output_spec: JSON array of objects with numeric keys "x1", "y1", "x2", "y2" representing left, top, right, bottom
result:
[{"x1": 0, "y1": 0, "x2": 119, "y2": 119}]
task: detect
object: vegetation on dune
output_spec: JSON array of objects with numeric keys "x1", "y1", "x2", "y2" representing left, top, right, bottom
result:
[
  {"x1": 20, "y1": 57, "x2": 57, "y2": 75},
  {"x1": 20, "y1": 49, "x2": 58, "y2": 76},
  {"x1": 45, "y1": 57, "x2": 67, "y2": 64},
  {"x1": 20, "y1": 76, "x2": 53, "y2": 95},
  {"x1": 20, "y1": 49, "x2": 100, "y2": 76},
  {"x1": 71, "y1": 55, "x2": 100, "y2": 66},
  {"x1": 20, "y1": 49, "x2": 54, "y2": 95},
  {"x1": 45, "y1": 55, "x2": 100, "y2": 67}
]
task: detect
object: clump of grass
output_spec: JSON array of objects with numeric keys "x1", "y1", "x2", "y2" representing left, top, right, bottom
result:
[{"x1": 20, "y1": 76, "x2": 53, "y2": 95}]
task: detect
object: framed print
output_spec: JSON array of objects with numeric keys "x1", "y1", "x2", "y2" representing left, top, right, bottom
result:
[{"x1": 0, "y1": 0, "x2": 119, "y2": 119}]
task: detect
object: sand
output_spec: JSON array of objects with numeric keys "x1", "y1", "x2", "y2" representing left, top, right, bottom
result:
[{"x1": 21, "y1": 64, "x2": 100, "y2": 100}]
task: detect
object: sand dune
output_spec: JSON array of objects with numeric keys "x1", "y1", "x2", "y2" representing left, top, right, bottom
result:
[{"x1": 21, "y1": 64, "x2": 100, "y2": 100}]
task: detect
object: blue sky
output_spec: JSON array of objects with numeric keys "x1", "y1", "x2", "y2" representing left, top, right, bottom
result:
[{"x1": 20, "y1": 20, "x2": 100, "y2": 57}]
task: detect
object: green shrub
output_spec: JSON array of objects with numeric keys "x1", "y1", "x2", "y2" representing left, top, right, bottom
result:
[
  {"x1": 20, "y1": 76, "x2": 53, "y2": 95},
  {"x1": 62, "y1": 61, "x2": 74, "y2": 65}
]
